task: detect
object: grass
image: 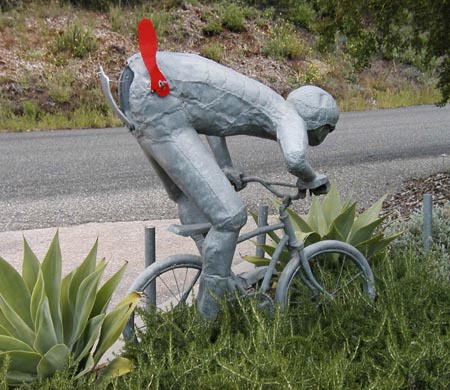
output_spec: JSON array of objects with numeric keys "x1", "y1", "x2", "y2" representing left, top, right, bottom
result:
[
  {"x1": 116, "y1": 245, "x2": 450, "y2": 389},
  {"x1": 108, "y1": 5, "x2": 172, "y2": 39},
  {"x1": 15, "y1": 208, "x2": 450, "y2": 389},
  {"x1": 338, "y1": 84, "x2": 442, "y2": 112},
  {"x1": 0, "y1": 104, "x2": 120, "y2": 131},
  {"x1": 54, "y1": 22, "x2": 98, "y2": 58}
]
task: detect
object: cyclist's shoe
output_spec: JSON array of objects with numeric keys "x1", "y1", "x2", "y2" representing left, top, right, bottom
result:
[{"x1": 296, "y1": 173, "x2": 330, "y2": 195}]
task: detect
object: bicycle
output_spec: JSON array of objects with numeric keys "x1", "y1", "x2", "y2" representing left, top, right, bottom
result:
[{"x1": 123, "y1": 176, "x2": 376, "y2": 340}]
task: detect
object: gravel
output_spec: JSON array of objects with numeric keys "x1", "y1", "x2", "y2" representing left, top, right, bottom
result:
[{"x1": 383, "y1": 171, "x2": 450, "y2": 217}]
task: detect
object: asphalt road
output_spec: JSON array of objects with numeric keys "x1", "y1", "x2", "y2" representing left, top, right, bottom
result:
[{"x1": 1, "y1": 105, "x2": 449, "y2": 232}]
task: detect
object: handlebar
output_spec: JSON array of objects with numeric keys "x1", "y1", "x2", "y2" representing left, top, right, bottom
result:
[{"x1": 241, "y1": 176, "x2": 306, "y2": 201}]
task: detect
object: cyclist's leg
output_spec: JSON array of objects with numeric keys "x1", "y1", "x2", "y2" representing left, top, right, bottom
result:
[
  {"x1": 139, "y1": 126, "x2": 247, "y2": 320},
  {"x1": 141, "y1": 151, "x2": 208, "y2": 252}
]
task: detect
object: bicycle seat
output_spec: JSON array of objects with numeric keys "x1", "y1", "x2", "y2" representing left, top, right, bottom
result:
[{"x1": 167, "y1": 223, "x2": 211, "y2": 237}]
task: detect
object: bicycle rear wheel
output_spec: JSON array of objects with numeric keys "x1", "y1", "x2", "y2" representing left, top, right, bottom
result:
[
  {"x1": 275, "y1": 240, "x2": 375, "y2": 311},
  {"x1": 123, "y1": 254, "x2": 202, "y2": 341}
]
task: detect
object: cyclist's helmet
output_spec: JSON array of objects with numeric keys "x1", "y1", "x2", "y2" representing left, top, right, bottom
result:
[{"x1": 287, "y1": 85, "x2": 339, "y2": 133}]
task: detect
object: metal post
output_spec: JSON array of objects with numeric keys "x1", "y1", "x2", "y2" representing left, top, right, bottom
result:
[
  {"x1": 256, "y1": 205, "x2": 269, "y2": 258},
  {"x1": 145, "y1": 226, "x2": 156, "y2": 309},
  {"x1": 423, "y1": 194, "x2": 433, "y2": 255}
]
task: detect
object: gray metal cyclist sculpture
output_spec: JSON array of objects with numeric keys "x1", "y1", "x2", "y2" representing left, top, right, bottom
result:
[{"x1": 99, "y1": 19, "x2": 339, "y2": 320}]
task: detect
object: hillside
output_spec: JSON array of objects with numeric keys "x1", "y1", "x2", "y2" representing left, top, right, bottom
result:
[{"x1": 0, "y1": 1, "x2": 441, "y2": 131}]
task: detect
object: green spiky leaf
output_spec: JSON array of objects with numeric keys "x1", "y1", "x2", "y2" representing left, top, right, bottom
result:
[
  {"x1": 34, "y1": 296, "x2": 58, "y2": 355},
  {"x1": 0, "y1": 234, "x2": 141, "y2": 386},
  {"x1": 40, "y1": 232, "x2": 63, "y2": 343},
  {"x1": 4, "y1": 371, "x2": 37, "y2": 386},
  {"x1": 36, "y1": 344, "x2": 70, "y2": 379},
  {"x1": 273, "y1": 199, "x2": 312, "y2": 232},
  {"x1": 0, "y1": 256, "x2": 33, "y2": 328},
  {"x1": 93, "y1": 292, "x2": 140, "y2": 364},
  {"x1": 356, "y1": 231, "x2": 403, "y2": 258},
  {"x1": 307, "y1": 195, "x2": 328, "y2": 235},
  {"x1": 350, "y1": 195, "x2": 387, "y2": 235},
  {"x1": 0, "y1": 336, "x2": 34, "y2": 352},
  {"x1": 91, "y1": 262, "x2": 127, "y2": 318},
  {"x1": 61, "y1": 271, "x2": 74, "y2": 345},
  {"x1": 70, "y1": 264, "x2": 105, "y2": 346},
  {"x1": 242, "y1": 256, "x2": 270, "y2": 267},
  {"x1": 326, "y1": 202, "x2": 357, "y2": 241},
  {"x1": 74, "y1": 355, "x2": 95, "y2": 380},
  {"x1": 0, "y1": 295, "x2": 35, "y2": 347},
  {"x1": 0, "y1": 350, "x2": 41, "y2": 374},
  {"x1": 30, "y1": 271, "x2": 45, "y2": 329},
  {"x1": 248, "y1": 182, "x2": 400, "y2": 274},
  {"x1": 22, "y1": 238, "x2": 40, "y2": 294},
  {"x1": 321, "y1": 183, "x2": 343, "y2": 226},
  {"x1": 297, "y1": 231, "x2": 321, "y2": 246},
  {"x1": 73, "y1": 314, "x2": 105, "y2": 363},
  {"x1": 68, "y1": 239, "x2": 98, "y2": 311},
  {"x1": 95, "y1": 357, "x2": 133, "y2": 386},
  {"x1": 349, "y1": 216, "x2": 387, "y2": 246}
]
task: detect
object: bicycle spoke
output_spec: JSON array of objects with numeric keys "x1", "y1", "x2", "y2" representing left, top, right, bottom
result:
[
  {"x1": 181, "y1": 266, "x2": 189, "y2": 295},
  {"x1": 334, "y1": 257, "x2": 346, "y2": 292},
  {"x1": 172, "y1": 268, "x2": 182, "y2": 297},
  {"x1": 329, "y1": 270, "x2": 363, "y2": 295},
  {"x1": 179, "y1": 270, "x2": 201, "y2": 303},
  {"x1": 123, "y1": 257, "x2": 203, "y2": 342},
  {"x1": 278, "y1": 244, "x2": 374, "y2": 312},
  {"x1": 158, "y1": 273, "x2": 180, "y2": 301}
]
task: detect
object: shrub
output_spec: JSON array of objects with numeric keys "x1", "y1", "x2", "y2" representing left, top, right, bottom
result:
[
  {"x1": 131, "y1": 8, "x2": 172, "y2": 38},
  {"x1": 387, "y1": 203, "x2": 450, "y2": 277},
  {"x1": 262, "y1": 23, "x2": 305, "y2": 60},
  {"x1": 286, "y1": 1, "x2": 316, "y2": 30},
  {"x1": 0, "y1": 233, "x2": 140, "y2": 386},
  {"x1": 221, "y1": 3, "x2": 245, "y2": 32},
  {"x1": 202, "y1": 19, "x2": 222, "y2": 37},
  {"x1": 54, "y1": 23, "x2": 98, "y2": 58},
  {"x1": 245, "y1": 183, "x2": 401, "y2": 267},
  {"x1": 200, "y1": 43, "x2": 224, "y2": 62},
  {"x1": 108, "y1": 4, "x2": 124, "y2": 33},
  {"x1": 0, "y1": 0, "x2": 21, "y2": 12},
  {"x1": 119, "y1": 244, "x2": 450, "y2": 389},
  {"x1": 22, "y1": 100, "x2": 40, "y2": 120},
  {"x1": 59, "y1": 0, "x2": 120, "y2": 12}
]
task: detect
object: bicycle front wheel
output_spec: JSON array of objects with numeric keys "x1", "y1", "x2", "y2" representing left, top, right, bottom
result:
[
  {"x1": 275, "y1": 240, "x2": 375, "y2": 311},
  {"x1": 123, "y1": 254, "x2": 202, "y2": 341}
]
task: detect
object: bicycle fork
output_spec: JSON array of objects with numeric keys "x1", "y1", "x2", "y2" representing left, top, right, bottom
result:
[
  {"x1": 279, "y1": 208, "x2": 334, "y2": 300},
  {"x1": 294, "y1": 250, "x2": 334, "y2": 300}
]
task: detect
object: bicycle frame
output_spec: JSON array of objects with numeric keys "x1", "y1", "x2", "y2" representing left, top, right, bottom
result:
[
  {"x1": 167, "y1": 176, "x2": 331, "y2": 299},
  {"x1": 234, "y1": 195, "x2": 331, "y2": 298}
]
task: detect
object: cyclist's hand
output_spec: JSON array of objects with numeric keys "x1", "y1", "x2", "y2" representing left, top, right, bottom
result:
[
  {"x1": 223, "y1": 167, "x2": 247, "y2": 191},
  {"x1": 296, "y1": 173, "x2": 330, "y2": 195}
]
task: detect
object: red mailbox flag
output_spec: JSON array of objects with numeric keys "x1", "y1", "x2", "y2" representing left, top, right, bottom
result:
[{"x1": 138, "y1": 18, "x2": 170, "y2": 97}]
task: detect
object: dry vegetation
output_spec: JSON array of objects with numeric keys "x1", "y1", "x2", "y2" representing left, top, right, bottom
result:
[{"x1": 0, "y1": 1, "x2": 441, "y2": 131}]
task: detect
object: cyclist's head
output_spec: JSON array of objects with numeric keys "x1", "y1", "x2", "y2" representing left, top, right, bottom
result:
[{"x1": 287, "y1": 85, "x2": 339, "y2": 146}]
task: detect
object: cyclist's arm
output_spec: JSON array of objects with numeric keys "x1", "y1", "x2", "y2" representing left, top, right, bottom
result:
[
  {"x1": 276, "y1": 110, "x2": 330, "y2": 193},
  {"x1": 206, "y1": 136, "x2": 233, "y2": 170},
  {"x1": 276, "y1": 112, "x2": 316, "y2": 182},
  {"x1": 207, "y1": 136, "x2": 246, "y2": 191}
]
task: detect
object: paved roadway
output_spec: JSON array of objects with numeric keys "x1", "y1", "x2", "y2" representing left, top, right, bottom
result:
[{"x1": 1, "y1": 104, "x2": 449, "y2": 232}]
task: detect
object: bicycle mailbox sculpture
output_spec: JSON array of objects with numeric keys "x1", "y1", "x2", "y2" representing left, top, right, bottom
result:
[{"x1": 99, "y1": 19, "x2": 375, "y2": 327}]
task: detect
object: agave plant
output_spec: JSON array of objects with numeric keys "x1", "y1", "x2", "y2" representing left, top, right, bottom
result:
[
  {"x1": 0, "y1": 232, "x2": 140, "y2": 387},
  {"x1": 246, "y1": 183, "x2": 401, "y2": 267}
]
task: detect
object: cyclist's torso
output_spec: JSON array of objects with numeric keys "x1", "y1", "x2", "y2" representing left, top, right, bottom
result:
[{"x1": 124, "y1": 52, "x2": 289, "y2": 139}]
